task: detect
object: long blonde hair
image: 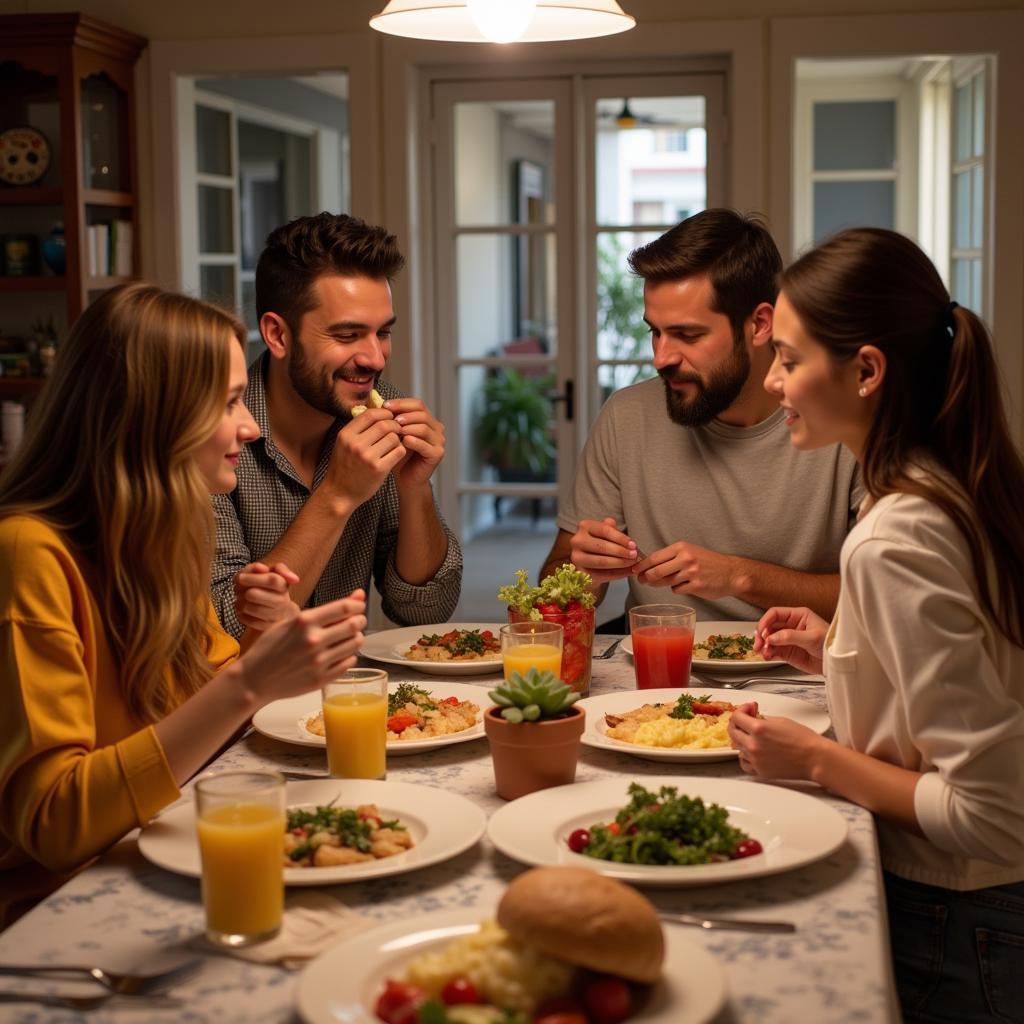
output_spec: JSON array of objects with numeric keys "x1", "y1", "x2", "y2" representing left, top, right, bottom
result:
[
  {"x1": 0, "y1": 283, "x2": 246, "y2": 721},
  {"x1": 780, "y1": 228, "x2": 1024, "y2": 646}
]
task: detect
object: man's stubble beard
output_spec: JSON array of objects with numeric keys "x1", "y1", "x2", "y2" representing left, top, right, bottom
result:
[
  {"x1": 660, "y1": 337, "x2": 751, "y2": 427},
  {"x1": 288, "y1": 335, "x2": 365, "y2": 419}
]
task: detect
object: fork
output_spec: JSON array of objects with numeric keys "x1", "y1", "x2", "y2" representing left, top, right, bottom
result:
[
  {"x1": 0, "y1": 957, "x2": 200, "y2": 995},
  {"x1": 0, "y1": 991, "x2": 184, "y2": 1011},
  {"x1": 594, "y1": 637, "x2": 623, "y2": 660},
  {"x1": 714, "y1": 676, "x2": 813, "y2": 690}
]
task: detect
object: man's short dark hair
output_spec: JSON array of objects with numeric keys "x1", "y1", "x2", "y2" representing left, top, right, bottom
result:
[
  {"x1": 255, "y1": 212, "x2": 406, "y2": 336},
  {"x1": 627, "y1": 209, "x2": 782, "y2": 339}
]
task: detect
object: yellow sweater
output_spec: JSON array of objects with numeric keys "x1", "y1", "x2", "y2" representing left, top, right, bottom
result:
[{"x1": 0, "y1": 515, "x2": 238, "y2": 923}]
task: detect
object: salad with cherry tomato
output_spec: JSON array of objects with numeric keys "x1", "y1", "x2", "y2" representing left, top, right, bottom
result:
[{"x1": 566, "y1": 783, "x2": 763, "y2": 866}]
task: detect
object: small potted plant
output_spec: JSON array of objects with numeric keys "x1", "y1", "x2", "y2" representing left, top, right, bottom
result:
[
  {"x1": 484, "y1": 669, "x2": 586, "y2": 800},
  {"x1": 498, "y1": 565, "x2": 597, "y2": 696}
]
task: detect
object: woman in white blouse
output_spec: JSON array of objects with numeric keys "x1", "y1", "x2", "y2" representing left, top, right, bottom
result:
[{"x1": 728, "y1": 227, "x2": 1024, "y2": 1022}]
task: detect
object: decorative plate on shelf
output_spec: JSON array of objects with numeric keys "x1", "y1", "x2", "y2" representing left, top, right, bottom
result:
[{"x1": 0, "y1": 126, "x2": 51, "y2": 186}]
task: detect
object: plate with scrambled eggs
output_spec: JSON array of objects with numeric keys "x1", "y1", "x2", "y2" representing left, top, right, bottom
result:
[{"x1": 576, "y1": 688, "x2": 830, "y2": 763}]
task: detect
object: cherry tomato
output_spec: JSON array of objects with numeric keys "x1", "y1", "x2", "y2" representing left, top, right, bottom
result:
[
  {"x1": 387, "y1": 713, "x2": 420, "y2": 733},
  {"x1": 735, "y1": 838, "x2": 764, "y2": 858},
  {"x1": 606, "y1": 821, "x2": 621, "y2": 836},
  {"x1": 440, "y1": 977, "x2": 482, "y2": 1005},
  {"x1": 374, "y1": 979, "x2": 427, "y2": 1024},
  {"x1": 567, "y1": 828, "x2": 590, "y2": 853},
  {"x1": 441, "y1": 696, "x2": 461, "y2": 706},
  {"x1": 582, "y1": 975, "x2": 632, "y2": 1024}
]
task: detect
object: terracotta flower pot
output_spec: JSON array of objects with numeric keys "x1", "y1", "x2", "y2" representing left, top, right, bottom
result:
[
  {"x1": 484, "y1": 705, "x2": 586, "y2": 801},
  {"x1": 509, "y1": 605, "x2": 596, "y2": 696}
]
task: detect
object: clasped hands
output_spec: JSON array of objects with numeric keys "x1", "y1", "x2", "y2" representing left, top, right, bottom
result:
[{"x1": 569, "y1": 517, "x2": 742, "y2": 598}]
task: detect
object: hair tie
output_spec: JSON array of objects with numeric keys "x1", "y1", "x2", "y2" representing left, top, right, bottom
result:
[{"x1": 944, "y1": 300, "x2": 959, "y2": 340}]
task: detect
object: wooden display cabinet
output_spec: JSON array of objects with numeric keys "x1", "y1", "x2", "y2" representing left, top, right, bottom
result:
[{"x1": 0, "y1": 13, "x2": 146, "y2": 399}]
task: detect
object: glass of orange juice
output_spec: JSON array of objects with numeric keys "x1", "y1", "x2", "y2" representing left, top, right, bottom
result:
[
  {"x1": 194, "y1": 770, "x2": 285, "y2": 948},
  {"x1": 629, "y1": 604, "x2": 696, "y2": 689},
  {"x1": 322, "y1": 668, "x2": 388, "y2": 780},
  {"x1": 500, "y1": 621, "x2": 563, "y2": 681}
]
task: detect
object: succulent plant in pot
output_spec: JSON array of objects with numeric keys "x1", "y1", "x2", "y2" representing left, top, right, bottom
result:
[{"x1": 484, "y1": 668, "x2": 586, "y2": 800}]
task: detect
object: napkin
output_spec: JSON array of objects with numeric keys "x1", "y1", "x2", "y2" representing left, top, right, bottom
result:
[{"x1": 199, "y1": 890, "x2": 374, "y2": 970}]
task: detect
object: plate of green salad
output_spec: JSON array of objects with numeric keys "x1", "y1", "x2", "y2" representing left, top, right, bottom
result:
[{"x1": 487, "y1": 777, "x2": 848, "y2": 886}]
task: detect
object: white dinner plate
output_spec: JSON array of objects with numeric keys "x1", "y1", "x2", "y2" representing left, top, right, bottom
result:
[
  {"x1": 622, "y1": 619, "x2": 786, "y2": 674},
  {"x1": 138, "y1": 779, "x2": 486, "y2": 886},
  {"x1": 360, "y1": 622, "x2": 504, "y2": 676},
  {"x1": 296, "y1": 905, "x2": 727, "y2": 1024},
  {"x1": 251, "y1": 681, "x2": 490, "y2": 754},
  {"x1": 487, "y1": 776, "x2": 847, "y2": 887},
  {"x1": 577, "y1": 687, "x2": 830, "y2": 763}
]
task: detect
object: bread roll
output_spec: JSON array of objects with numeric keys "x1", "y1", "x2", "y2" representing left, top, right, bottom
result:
[
  {"x1": 351, "y1": 389, "x2": 384, "y2": 419},
  {"x1": 497, "y1": 866, "x2": 664, "y2": 983}
]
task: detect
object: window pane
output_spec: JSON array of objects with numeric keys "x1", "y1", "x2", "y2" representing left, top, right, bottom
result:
[
  {"x1": 813, "y1": 180, "x2": 894, "y2": 242},
  {"x1": 972, "y1": 74, "x2": 985, "y2": 158},
  {"x1": 971, "y1": 259, "x2": 982, "y2": 313},
  {"x1": 953, "y1": 171, "x2": 971, "y2": 250},
  {"x1": 200, "y1": 264, "x2": 235, "y2": 309},
  {"x1": 595, "y1": 96, "x2": 706, "y2": 226},
  {"x1": 813, "y1": 101, "x2": 895, "y2": 171},
  {"x1": 455, "y1": 233, "x2": 556, "y2": 360},
  {"x1": 954, "y1": 83, "x2": 972, "y2": 162},
  {"x1": 951, "y1": 259, "x2": 971, "y2": 308},
  {"x1": 596, "y1": 231, "x2": 653, "y2": 363},
  {"x1": 462, "y1": 364, "x2": 556, "y2": 486},
  {"x1": 198, "y1": 185, "x2": 234, "y2": 254},
  {"x1": 971, "y1": 165, "x2": 984, "y2": 250},
  {"x1": 453, "y1": 100, "x2": 555, "y2": 227},
  {"x1": 598, "y1": 362, "x2": 657, "y2": 406},
  {"x1": 196, "y1": 105, "x2": 232, "y2": 176}
]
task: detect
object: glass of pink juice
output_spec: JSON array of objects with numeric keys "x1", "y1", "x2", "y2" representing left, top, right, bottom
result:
[{"x1": 628, "y1": 604, "x2": 697, "y2": 689}]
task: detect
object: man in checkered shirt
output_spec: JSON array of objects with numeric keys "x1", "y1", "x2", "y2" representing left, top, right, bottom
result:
[{"x1": 210, "y1": 213, "x2": 462, "y2": 639}]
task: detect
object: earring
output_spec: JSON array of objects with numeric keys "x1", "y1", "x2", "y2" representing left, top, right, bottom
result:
[{"x1": 858, "y1": 387, "x2": 868, "y2": 397}]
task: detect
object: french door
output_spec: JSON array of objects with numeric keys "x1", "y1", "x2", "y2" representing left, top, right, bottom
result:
[{"x1": 430, "y1": 72, "x2": 725, "y2": 547}]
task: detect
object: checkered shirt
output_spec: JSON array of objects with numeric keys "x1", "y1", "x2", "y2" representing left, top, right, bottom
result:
[{"x1": 210, "y1": 354, "x2": 462, "y2": 639}]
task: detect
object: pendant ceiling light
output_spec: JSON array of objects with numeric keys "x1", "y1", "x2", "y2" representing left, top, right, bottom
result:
[{"x1": 370, "y1": 1, "x2": 635, "y2": 45}]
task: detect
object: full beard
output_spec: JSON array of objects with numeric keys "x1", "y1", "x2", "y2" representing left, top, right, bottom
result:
[{"x1": 661, "y1": 342, "x2": 750, "y2": 427}]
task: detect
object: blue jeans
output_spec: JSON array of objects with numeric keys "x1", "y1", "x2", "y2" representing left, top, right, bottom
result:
[{"x1": 885, "y1": 871, "x2": 1024, "y2": 1022}]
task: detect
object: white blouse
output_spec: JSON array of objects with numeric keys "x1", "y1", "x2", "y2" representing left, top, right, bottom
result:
[{"x1": 825, "y1": 490, "x2": 1024, "y2": 890}]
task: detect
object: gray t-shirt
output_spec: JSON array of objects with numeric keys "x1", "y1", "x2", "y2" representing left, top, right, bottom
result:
[{"x1": 557, "y1": 377, "x2": 862, "y2": 620}]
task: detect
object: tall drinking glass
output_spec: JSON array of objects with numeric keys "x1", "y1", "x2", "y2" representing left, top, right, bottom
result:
[
  {"x1": 195, "y1": 770, "x2": 285, "y2": 948},
  {"x1": 500, "y1": 621, "x2": 563, "y2": 680},
  {"x1": 629, "y1": 604, "x2": 697, "y2": 688},
  {"x1": 322, "y1": 668, "x2": 388, "y2": 779}
]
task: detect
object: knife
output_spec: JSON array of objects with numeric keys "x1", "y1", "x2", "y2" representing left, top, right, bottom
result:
[{"x1": 659, "y1": 912, "x2": 796, "y2": 933}]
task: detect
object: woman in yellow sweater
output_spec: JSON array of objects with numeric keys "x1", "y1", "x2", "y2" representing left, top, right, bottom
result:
[{"x1": 0, "y1": 283, "x2": 367, "y2": 926}]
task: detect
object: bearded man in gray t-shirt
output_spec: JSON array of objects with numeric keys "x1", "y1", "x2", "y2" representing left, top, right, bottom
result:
[{"x1": 541, "y1": 209, "x2": 862, "y2": 623}]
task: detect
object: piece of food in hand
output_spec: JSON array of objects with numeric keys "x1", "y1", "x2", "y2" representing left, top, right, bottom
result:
[
  {"x1": 374, "y1": 865, "x2": 664, "y2": 1022},
  {"x1": 351, "y1": 388, "x2": 386, "y2": 418},
  {"x1": 566, "y1": 782, "x2": 764, "y2": 866}
]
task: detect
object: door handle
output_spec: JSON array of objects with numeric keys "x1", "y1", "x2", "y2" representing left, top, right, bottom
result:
[{"x1": 547, "y1": 378, "x2": 574, "y2": 422}]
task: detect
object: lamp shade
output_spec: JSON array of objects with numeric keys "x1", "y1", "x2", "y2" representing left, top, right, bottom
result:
[{"x1": 369, "y1": 1, "x2": 635, "y2": 44}]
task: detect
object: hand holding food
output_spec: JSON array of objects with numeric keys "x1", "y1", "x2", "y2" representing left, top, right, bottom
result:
[
  {"x1": 754, "y1": 606, "x2": 828, "y2": 674},
  {"x1": 385, "y1": 396, "x2": 447, "y2": 489},
  {"x1": 233, "y1": 560, "x2": 300, "y2": 631},
  {"x1": 374, "y1": 865, "x2": 665, "y2": 1023},
  {"x1": 331, "y1": 398, "x2": 407, "y2": 507}
]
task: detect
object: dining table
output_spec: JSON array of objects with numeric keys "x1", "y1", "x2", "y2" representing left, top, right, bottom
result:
[{"x1": 0, "y1": 640, "x2": 900, "y2": 1023}]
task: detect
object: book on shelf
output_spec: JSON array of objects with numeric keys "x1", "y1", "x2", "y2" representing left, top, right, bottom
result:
[{"x1": 87, "y1": 220, "x2": 132, "y2": 278}]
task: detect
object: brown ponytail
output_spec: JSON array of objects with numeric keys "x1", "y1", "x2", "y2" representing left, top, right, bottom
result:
[{"x1": 780, "y1": 228, "x2": 1024, "y2": 646}]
